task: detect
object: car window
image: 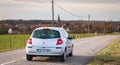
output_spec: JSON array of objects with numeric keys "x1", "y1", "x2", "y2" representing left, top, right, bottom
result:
[
  {"x1": 32, "y1": 29, "x2": 60, "y2": 39},
  {"x1": 61, "y1": 29, "x2": 68, "y2": 38}
]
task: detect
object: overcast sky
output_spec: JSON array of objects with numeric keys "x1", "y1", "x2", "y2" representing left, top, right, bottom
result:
[{"x1": 0, "y1": 0, "x2": 120, "y2": 21}]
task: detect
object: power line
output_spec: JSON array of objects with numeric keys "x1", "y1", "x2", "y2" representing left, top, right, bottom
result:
[{"x1": 54, "y1": 2, "x2": 87, "y2": 18}]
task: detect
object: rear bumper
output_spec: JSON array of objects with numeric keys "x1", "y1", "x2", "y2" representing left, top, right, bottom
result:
[
  {"x1": 26, "y1": 54, "x2": 62, "y2": 57},
  {"x1": 26, "y1": 46, "x2": 64, "y2": 56}
]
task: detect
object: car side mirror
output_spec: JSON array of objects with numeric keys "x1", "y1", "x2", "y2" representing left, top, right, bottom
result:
[{"x1": 67, "y1": 36, "x2": 75, "y2": 40}]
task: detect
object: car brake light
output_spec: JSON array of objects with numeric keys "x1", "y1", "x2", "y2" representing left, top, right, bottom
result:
[
  {"x1": 57, "y1": 38, "x2": 63, "y2": 45},
  {"x1": 28, "y1": 38, "x2": 32, "y2": 45},
  {"x1": 42, "y1": 28, "x2": 50, "y2": 30}
]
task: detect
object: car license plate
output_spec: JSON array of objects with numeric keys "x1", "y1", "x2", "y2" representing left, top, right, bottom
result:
[{"x1": 37, "y1": 49, "x2": 50, "y2": 53}]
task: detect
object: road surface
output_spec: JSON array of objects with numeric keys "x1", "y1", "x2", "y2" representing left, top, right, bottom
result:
[{"x1": 0, "y1": 35, "x2": 120, "y2": 65}]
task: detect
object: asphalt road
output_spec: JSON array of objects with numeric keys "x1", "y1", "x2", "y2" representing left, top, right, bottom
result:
[{"x1": 0, "y1": 35, "x2": 120, "y2": 65}]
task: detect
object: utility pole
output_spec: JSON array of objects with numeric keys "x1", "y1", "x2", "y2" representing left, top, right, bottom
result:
[
  {"x1": 104, "y1": 21, "x2": 106, "y2": 35},
  {"x1": 52, "y1": 0, "x2": 54, "y2": 27},
  {"x1": 88, "y1": 14, "x2": 90, "y2": 36}
]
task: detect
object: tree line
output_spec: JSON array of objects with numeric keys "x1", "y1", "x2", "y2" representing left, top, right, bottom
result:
[{"x1": 0, "y1": 20, "x2": 120, "y2": 34}]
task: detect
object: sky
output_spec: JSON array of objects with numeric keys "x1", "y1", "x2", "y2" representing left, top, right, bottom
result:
[{"x1": 0, "y1": 0, "x2": 120, "y2": 21}]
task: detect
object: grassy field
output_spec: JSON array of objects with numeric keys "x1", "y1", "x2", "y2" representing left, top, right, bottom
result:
[
  {"x1": 69, "y1": 33, "x2": 104, "y2": 39},
  {"x1": 0, "y1": 34, "x2": 30, "y2": 52},
  {"x1": 0, "y1": 33, "x2": 106, "y2": 52},
  {"x1": 88, "y1": 37, "x2": 120, "y2": 65}
]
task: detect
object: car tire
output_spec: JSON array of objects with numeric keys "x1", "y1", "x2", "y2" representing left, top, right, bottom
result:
[
  {"x1": 68, "y1": 50, "x2": 73, "y2": 57},
  {"x1": 26, "y1": 54, "x2": 33, "y2": 61},
  {"x1": 60, "y1": 50, "x2": 67, "y2": 62}
]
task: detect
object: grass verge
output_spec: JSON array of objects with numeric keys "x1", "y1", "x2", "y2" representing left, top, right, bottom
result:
[{"x1": 88, "y1": 37, "x2": 120, "y2": 65}]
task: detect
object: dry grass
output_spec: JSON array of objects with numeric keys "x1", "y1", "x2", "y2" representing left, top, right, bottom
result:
[{"x1": 88, "y1": 37, "x2": 120, "y2": 65}]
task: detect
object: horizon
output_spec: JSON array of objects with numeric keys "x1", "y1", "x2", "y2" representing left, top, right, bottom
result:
[{"x1": 0, "y1": 19, "x2": 119, "y2": 22}]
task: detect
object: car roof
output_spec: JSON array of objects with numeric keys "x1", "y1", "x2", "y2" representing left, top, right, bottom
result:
[{"x1": 34, "y1": 27, "x2": 64, "y2": 31}]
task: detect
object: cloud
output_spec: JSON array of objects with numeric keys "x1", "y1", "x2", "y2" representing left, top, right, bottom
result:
[
  {"x1": 55, "y1": 0, "x2": 120, "y2": 3},
  {"x1": 6, "y1": 0, "x2": 120, "y2": 4},
  {"x1": 0, "y1": 0, "x2": 120, "y2": 20}
]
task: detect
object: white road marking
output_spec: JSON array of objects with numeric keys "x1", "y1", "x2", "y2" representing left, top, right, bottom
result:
[{"x1": 1, "y1": 60, "x2": 17, "y2": 65}]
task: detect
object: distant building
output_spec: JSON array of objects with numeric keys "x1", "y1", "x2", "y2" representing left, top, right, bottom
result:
[
  {"x1": 8, "y1": 28, "x2": 21, "y2": 34},
  {"x1": 8, "y1": 28, "x2": 13, "y2": 34}
]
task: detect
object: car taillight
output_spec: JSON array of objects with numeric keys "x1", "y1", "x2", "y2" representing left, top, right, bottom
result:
[
  {"x1": 42, "y1": 28, "x2": 50, "y2": 30},
  {"x1": 57, "y1": 38, "x2": 63, "y2": 45},
  {"x1": 28, "y1": 38, "x2": 32, "y2": 45}
]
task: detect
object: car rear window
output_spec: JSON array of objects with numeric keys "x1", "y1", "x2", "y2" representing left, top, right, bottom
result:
[{"x1": 32, "y1": 29, "x2": 60, "y2": 39}]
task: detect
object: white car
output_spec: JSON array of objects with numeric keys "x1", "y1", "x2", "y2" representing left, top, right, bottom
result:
[{"x1": 26, "y1": 27, "x2": 74, "y2": 62}]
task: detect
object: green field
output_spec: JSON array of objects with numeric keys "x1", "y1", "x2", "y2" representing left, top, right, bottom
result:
[
  {"x1": 0, "y1": 34, "x2": 30, "y2": 52},
  {"x1": 0, "y1": 33, "x2": 104, "y2": 52},
  {"x1": 88, "y1": 37, "x2": 120, "y2": 65},
  {"x1": 69, "y1": 33, "x2": 104, "y2": 39}
]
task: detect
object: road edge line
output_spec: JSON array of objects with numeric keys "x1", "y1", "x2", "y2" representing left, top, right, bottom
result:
[{"x1": 1, "y1": 60, "x2": 17, "y2": 65}]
